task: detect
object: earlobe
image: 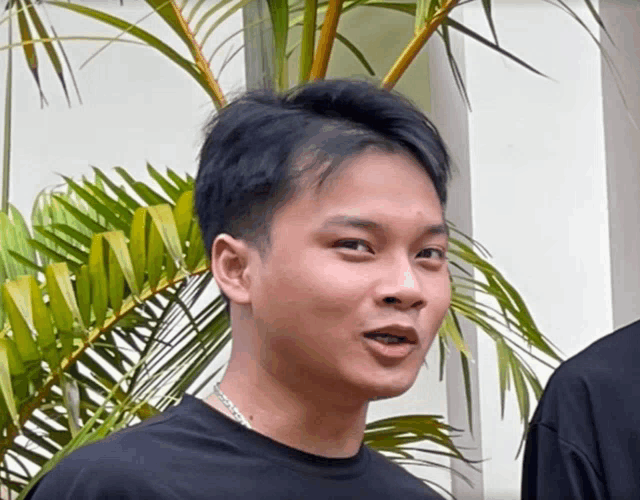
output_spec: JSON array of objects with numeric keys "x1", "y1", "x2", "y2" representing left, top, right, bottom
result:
[{"x1": 210, "y1": 234, "x2": 252, "y2": 306}]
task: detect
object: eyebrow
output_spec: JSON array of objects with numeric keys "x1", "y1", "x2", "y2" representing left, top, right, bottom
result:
[{"x1": 320, "y1": 215, "x2": 449, "y2": 238}]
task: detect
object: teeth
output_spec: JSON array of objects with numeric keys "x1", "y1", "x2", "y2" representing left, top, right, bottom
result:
[
  {"x1": 381, "y1": 336, "x2": 401, "y2": 344},
  {"x1": 369, "y1": 333, "x2": 405, "y2": 344}
]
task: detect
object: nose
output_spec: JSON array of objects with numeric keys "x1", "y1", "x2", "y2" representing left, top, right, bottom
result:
[{"x1": 377, "y1": 259, "x2": 427, "y2": 310}]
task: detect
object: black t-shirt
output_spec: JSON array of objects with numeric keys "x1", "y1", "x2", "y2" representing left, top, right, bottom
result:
[
  {"x1": 25, "y1": 395, "x2": 445, "y2": 499},
  {"x1": 521, "y1": 319, "x2": 640, "y2": 500}
]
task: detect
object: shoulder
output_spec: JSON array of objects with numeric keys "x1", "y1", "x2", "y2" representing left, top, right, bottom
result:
[
  {"x1": 529, "y1": 319, "x2": 640, "y2": 439},
  {"x1": 25, "y1": 397, "x2": 204, "y2": 499},
  {"x1": 558, "y1": 319, "x2": 640, "y2": 375},
  {"x1": 537, "y1": 320, "x2": 640, "y2": 411},
  {"x1": 366, "y1": 447, "x2": 446, "y2": 499},
  {"x1": 25, "y1": 440, "x2": 165, "y2": 499}
]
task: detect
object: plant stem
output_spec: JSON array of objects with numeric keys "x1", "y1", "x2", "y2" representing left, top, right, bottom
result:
[
  {"x1": 382, "y1": 0, "x2": 459, "y2": 90},
  {"x1": 266, "y1": 0, "x2": 289, "y2": 92},
  {"x1": 309, "y1": 0, "x2": 343, "y2": 80},
  {"x1": 298, "y1": 0, "x2": 317, "y2": 83},
  {"x1": 1, "y1": 14, "x2": 13, "y2": 214},
  {"x1": 168, "y1": 0, "x2": 226, "y2": 109}
]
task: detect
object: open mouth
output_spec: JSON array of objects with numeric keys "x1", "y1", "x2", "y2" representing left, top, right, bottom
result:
[{"x1": 364, "y1": 332, "x2": 411, "y2": 345}]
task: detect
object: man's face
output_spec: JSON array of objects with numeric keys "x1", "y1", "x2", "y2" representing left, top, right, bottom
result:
[{"x1": 245, "y1": 150, "x2": 451, "y2": 403}]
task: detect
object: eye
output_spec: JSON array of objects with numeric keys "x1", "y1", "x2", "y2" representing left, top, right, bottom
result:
[
  {"x1": 336, "y1": 240, "x2": 447, "y2": 261},
  {"x1": 418, "y1": 248, "x2": 447, "y2": 260},
  {"x1": 336, "y1": 239, "x2": 373, "y2": 253}
]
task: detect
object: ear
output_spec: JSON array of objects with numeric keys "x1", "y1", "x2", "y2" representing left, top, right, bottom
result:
[{"x1": 210, "y1": 234, "x2": 254, "y2": 307}]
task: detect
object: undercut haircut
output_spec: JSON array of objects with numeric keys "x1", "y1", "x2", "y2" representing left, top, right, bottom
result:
[{"x1": 195, "y1": 79, "x2": 451, "y2": 316}]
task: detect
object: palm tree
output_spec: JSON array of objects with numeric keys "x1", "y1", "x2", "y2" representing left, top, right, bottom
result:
[{"x1": 0, "y1": 0, "x2": 606, "y2": 497}]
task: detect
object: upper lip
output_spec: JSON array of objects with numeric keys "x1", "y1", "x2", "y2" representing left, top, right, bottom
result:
[{"x1": 364, "y1": 324, "x2": 419, "y2": 344}]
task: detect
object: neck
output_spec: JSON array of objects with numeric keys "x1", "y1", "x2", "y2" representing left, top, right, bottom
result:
[{"x1": 204, "y1": 356, "x2": 370, "y2": 458}]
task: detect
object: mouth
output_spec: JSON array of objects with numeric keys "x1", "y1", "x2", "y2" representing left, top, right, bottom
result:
[
  {"x1": 362, "y1": 325, "x2": 419, "y2": 362},
  {"x1": 362, "y1": 330, "x2": 417, "y2": 360},
  {"x1": 363, "y1": 332, "x2": 412, "y2": 345},
  {"x1": 363, "y1": 324, "x2": 418, "y2": 346}
]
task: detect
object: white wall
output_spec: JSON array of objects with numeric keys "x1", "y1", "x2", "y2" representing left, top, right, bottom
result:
[
  {"x1": 461, "y1": 0, "x2": 613, "y2": 498},
  {"x1": 7, "y1": 1, "x2": 245, "y2": 218}
]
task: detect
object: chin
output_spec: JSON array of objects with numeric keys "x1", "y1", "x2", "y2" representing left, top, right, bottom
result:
[
  {"x1": 360, "y1": 378, "x2": 415, "y2": 401},
  {"x1": 375, "y1": 385, "x2": 413, "y2": 400},
  {"x1": 338, "y1": 365, "x2": 422, "y2": 402}
]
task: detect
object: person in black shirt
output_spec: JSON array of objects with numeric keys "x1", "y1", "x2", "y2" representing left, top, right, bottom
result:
[
  {"x1": 26, "y1": 79, "x2": 452, "y2": 499},
  {"x1": 24, "y1": 394, "x2": 448, "y2": 499},
  {"x1": 521, "y1": 319, "x2": 640, "y2": 500}
]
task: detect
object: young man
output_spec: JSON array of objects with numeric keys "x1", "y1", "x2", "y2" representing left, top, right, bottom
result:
[
  {"x1": 521, "y1": 318, "x2": 640, "y2": 500},
  {"x1": 25, "y1": 79, "x2": 452, "y2": 499}
]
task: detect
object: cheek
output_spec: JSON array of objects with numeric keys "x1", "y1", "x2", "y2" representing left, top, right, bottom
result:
[
  {"x1": 256, "y1": 251, "x2": 364, "y2": 327},
  {"x1": 425, "y1": 272, "x2": 452, "y2": 319},
  {"x1": 300, "y1": 252, "x2": 368, "y2": 307},
  {"x1": 438, "y1": 275, "x2": 453, "y2": 308}
]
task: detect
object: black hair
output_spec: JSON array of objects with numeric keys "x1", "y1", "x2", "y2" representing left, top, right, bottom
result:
[{"x1": 195, "y1": 79, "x2": 451, "y2": 317}]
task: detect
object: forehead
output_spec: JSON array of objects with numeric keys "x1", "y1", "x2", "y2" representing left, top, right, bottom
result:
[
  {"x1": 319, "y1": 214, "x2": 448, "y2": 238},
  {"x1": 296, "y1": 147, "x2": 437, "y2": 193},
  {"x1": 277, "y1": 150, "x2": 445, "y2": 231}
]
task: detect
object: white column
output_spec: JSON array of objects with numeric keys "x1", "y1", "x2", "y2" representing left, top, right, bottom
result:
[
  {"x1": 428, "y1": 15, "x2": 485, "y2": 499},
  {"x1": 462, "y1": 0, "x2": 612, "y2": 498},
  {"x1": 599, "y1": 0, "x2": 640, "y2": 330}
]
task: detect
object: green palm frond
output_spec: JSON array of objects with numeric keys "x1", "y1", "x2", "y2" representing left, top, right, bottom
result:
[
  {"x1": 1, "y1": 0, "x2": 76, "y2": 106},
  {"x1": 12, "y1": 346, "x2": 186, "y2": 500},
  {"x1": 0, "y1": 167, "x2": 227, "y2": 496},
  {"x1": 443, "y1": 225, "x2": 561, "y2": 433},
  {"x1": 2, "y1": 0, "x2": 607, "y2": 104},
  {"x1": 365, "y1": 413, "x2": 479, "y2": 497},
  {"x1": 0, "y1": 0, "x2": 616, "y2": 209},
  {"x1": 365, "y1": 413, "x2": 465, "y2": 461}
]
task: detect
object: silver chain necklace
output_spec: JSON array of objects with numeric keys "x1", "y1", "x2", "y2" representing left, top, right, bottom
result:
[{"x1": 212, "y1": 383, "x2": 253, "y2": 430}]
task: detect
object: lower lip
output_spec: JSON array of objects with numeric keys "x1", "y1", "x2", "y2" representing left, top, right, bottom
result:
[{"x1": 363, "y1": 336, "x2": 415, "y2": 359}]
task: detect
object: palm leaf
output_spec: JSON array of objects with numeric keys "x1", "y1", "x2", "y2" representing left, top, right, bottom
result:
[
  {"x1": 438, "y1": 21, "x2": 471, "y2": 110},
  {"x1": 480, "y1": 0, "x2": 498, "y2": 46},
  {"x1": 198, "y1": 0, "x2": 258, "y2": 58},
  {"x1": 0, "y1": 0, "x2": 74, "y2": 107},
  {"x1": 46, "y1": 1, "x2": 225, "y2": 108},
  {"x1": 443, "y1": 17, "x2": 545, "y2": 77},
  {"x1": 334, "y1": 31, "x2": 375, "y2": 76},
  {"x1": 266, "y1": 0, "x2": 290, "y2": 89},
  {"x1": 443, "y1": 233, "x2": 561, "y2": 432},
  {"x1": 15, "y1": 0, "x2": 45, "y2": 106},
  {"x1": 141, "y1": 0, "x2": 226, "y2": 106},
  {"x1": 298, "y1": 0, "x2": 318, "y2": 82},
  {"x1": 365, "y1": 412, "x2": 478, "y2": 497},
  {"x1": 0, "y1": 168, "x2": 217, "y2": 496},
  {"x1": 22, "y1": 0, "x2": 70, "y2": 105}
]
